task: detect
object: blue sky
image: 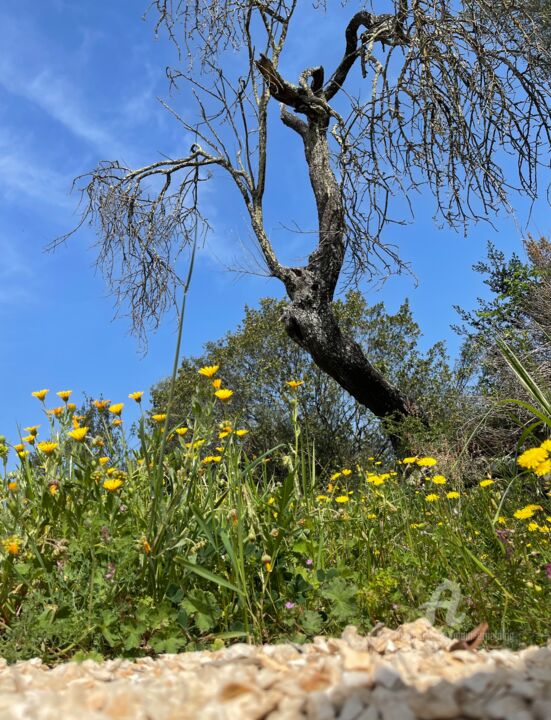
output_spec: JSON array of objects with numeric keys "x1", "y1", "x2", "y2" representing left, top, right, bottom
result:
[{"x1": 1, "y1": 1, "x2": 549, "y2": 451}]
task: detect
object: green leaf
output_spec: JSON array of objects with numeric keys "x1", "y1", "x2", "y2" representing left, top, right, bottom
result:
[
  {"x1": 180, "y1": 560, "x2": 244, "y2": 595},
  {"x1": 300, "y1": 610, "x2": 323, "y2": 634}
]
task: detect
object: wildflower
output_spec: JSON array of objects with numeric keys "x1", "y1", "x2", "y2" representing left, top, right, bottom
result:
[
  {"x1": 18, "y1": 451, "x2": 29, "y2": 459},
  {"x1": 2, "y1": 536, "x2": 21, "y2": 555},
  {"x1": 327, "y1": 483, "x2": 334, "y2": 492},
  {"x1": 112, "y1": 418, "x2": 122, "y2": 427},
  {"x1": 305, "y1": 559, "x2": 313, "y2": 566},
  {"x1": 367, "y1": 513, "x2": 377, "y2": 519},
  {"x1": 185, "y1": 439, "x2": 205, "y2": 449},
  {"x1": 68, "y1": 404, "x2": 77, "y2": 412},
  {"x1": 13, "y1": 444, "x2": 24, "y2": 453},
  {"x1": 7, "y1": 481, "x2": 17, "y2": 491},
  {"x1": 92, "y1": 399, "x2": 110, "y2": 410},
  {"x1": 151, "y1": 413, "x2": 167, "y2": 423},
  {"x1": 497, "y1": 516, "x2": 507, "y2": 524},
  {"x1": 98, "y1": 457, "x2": 110, "y2": 466},
  {"x1": 235, "y1": 429, "x2": 249, "y2": 437},
  {"x1": 372, "y1": 477, "x2": 385, "y2": 486},
  {"x1": 410, "y1": 522, "x2": 425, "y2": 529},
  {"x1": 92, "y1": 437, "x2": 105, "y2": 447},
  {"x1": 202, "y1": 455, "x2": 222, "y2": 464},
  {"x1": 261, "y1": 554, "x2": 272, "y2": 572},
  {"x1": 49, "y1": 483, "x2": 59, "y2": 495},
  {"x1": 402, "y1": 457, "x2": 418, "y2": 464},
  {"x1": 479, "y1": 479, "x2": 495, "y2": 488},
  {"x1": 316, "y1": 495, "x2": 330, "y2": 502},
  {"x1": 534, "y1": 460, "x2": 551, "y2": 477},
  {"x1": 32, "y1": 389, "x2": 49, "y2": 401},
  {"x1": 425, "y1": 493, "x2": 439, "y2": 502},
  {"x1": 214, "y1": 389, "x2": 234, "y2": 401},
  {"x1": 417, "y1": 457, "x2": 437, "y2": 467},
  {"x1": 47, "y1": 407, "x2": 65, "y2": 417},
  {"x1": 518, "y1": 446, "x2": 548, "y2": 471},
  {"x1": 71, "y1": 415, "x2": 85, "y2": 428},
  {"x1": 341, "y1": 468, "x2": 352, "y2": 476},
  {"x1": 24, "y1": 425, "x2": 39, "y2": 436},
  {"x1": 175, "y1": 427, "x2": 189, "y2": 436},
  {"x1": 212, "y1": 378, "x2": 222, "y2": 389},
  {"x1": 57, "y1": 390, "x2": 72, "y2": 402},
  {"x1": 285, "y1": 602, "x2": 296, "y2": 609},
  {"x1": 141, "y1": 538, "x2": 151, "y2": 554},
  {"x1": 67, "y1": 427, "x2": 89, "y2": 442},
  {"x1": 514, "y1": 507, "x2": 537, "y2": 520},
  {"x1": 335, "y1": 495, "x2": 349, "y2": 503},
  {"x1": 528, "y1": 522, "x2": 539, "y2": 532},
  {"x1": 545, "y1": 563, "x2": 551, "y2": 580},
  {"x1": 267, "y1": 497, "x2": 275, "y2": 505},
  {"x1": 103, "y1": 478, "x2": 123, "y2": 492},
  {"x1": 446, "y1": 491, "x2": 460, "y2": 499},
  {"x1": 286, "y1": 380, "x2": 304, "y2": 390},
  {"x1": 198, "y1": 365, "x2": 219, "y2": 378},
  {"x1": 109, "y1": 403, "x2": 124, "y2": 416},
  {"x1": 330, "y1": 472, "x2": 342, "y2": 481},
  {"x1": 431, "y1": 475, "x2": 447, "y2": 485},
  {"x1": 128, "y1": 391, "x2": 144, "y2": 402},
  {"x1": 37, "y1": 441, "x2": 58, "y2": 455}
]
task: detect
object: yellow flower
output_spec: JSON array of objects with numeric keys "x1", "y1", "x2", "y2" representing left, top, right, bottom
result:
[
  {"x1": 219, "y1": 431, "x2": 231, "y2": 439},
  {"x1": 71, "y1": 415, "x2": 85, "y2": 428},
  {"x1": 67, "y1": 427, "x2": 89, "y2": 442},
  {"x1": 517, "y1": 446, "x2": 548, "y2": 471},
  {"x1": 417, "y1": 457, "x2": 437, "y2": 467},
  {"x1": 98, "y1": 456, "x2": 110, "y2": 465},
  {"x1": 174, "y1": 427, "x2": 189, "y2": 436},
  {"x1": 214, "y1": 389, "x2": 234, "y2": 401},
  {"x1": 372, "y1": 477, "x2": 385, "y2": 486},
  {"x1": 3, "y1": 536, "x2": 21, "y2": 555},
  {"x1": 202, "y1": 455, "x2": 222, "y2": 464},
  {"x1": 479, "y1": 479, "x2": 494, "y2": 488},
  {"x1": 103, "y1": 478, "x2": 123, "y2": 492},
  {"x1": 141, "y1": 538, "x2": 151, "y2": 554},
  {"x1": 235, "y1": 429, "x2": 249, "y2": 437},
  {"x1": 497, "y1": 516, "x2": 507, "y2": 524},
  {"x1": 13, "y1": 444, "x2": 25, "y2": 453},
  {"x1": 47, "y1": 406, "x2": 65, "y2": 417},
  {"x1": 425, "y1": 493, "x2": 439, "y2": 502},
  {"x1": 112, "y1": 418, "x2": 123, "y2": 427},
  {"x1": 49, "y1": 483, "x2": 58, "y2": 496},
  {"x1": 327, "y1": 483, "x2": 334, "y2": 492},
  {"x1": 128, "y1": 391, "x2": 144, "y2": 402},
  {"x1": 446, "y1": 491, "x2": 460, "y2": 499},
  {"x1": 335, "y1": 495, "x2": 349, "y2": 503},
  {"x1": 17, "y1": 451, "x2": 29, "y2": 459},
  {"x1": 212, "y1": 378, "x2": 222, "y2": 389},
  {"x1": 330, "y1": 472, "x2": 342, "y2": 481},
  {"x1": 514, "y1": 507, "x2": 536, "y2": 520},
  {"x1": 198, "y1": 365, "x2": 219, "y2": 378},
  {"x1": 540, "y1": 438, "x2": 551, "y2": 452},
  {"x1": 402, "y1": 456, "x2": 418, "y2": 464},
  {"x1": 24, "y1": 425, "x2": 39, "y2": 436},
  {"x1": 431, "y1": 475, "x2": 447, "y2": 485},
  {"x1": 286, "y1": 380, "x2": 304, "y2": 390},
  {"x1": 316, "y1": 495, "x2": 330, "y2": 502},
  {"x1": 185, "y1": 439, "x2": 205, "y2": 449},
  {"x1": 32, "y1": 389, "x2": 49, "y2": 401},
  {"x1": 151, "y1": 413, "x2": 167, "y2": 423},
  {"x1": 92, "y1": 399, "x2": 111, "y2": 410},
  {"x1": 528, "y1": 522, "x2": 539, "y2": 532},
  {"x1": 341, "y1": 468, "x2": 352, "y2": 476},
  {"x1": 37, "y1": 441, "x2": 58, "y2": 455},
  {"x1": 67, "y1": 403, "x2": 76, "y2": 412},
  {"x1": 109, "y1": 403, "x2": 124, "y2": 416},
  {"x1": 534, "y1": 459, "x2": 551, "y2": 476},
  {"x1": 367, "y1": 513, "x2": 377, "y2": 519},
  {"x1": 7, "y1": 481, "x2": 17, "y2": 491},
  {"x1": 56, "y1": 390, "x2": 72, "y2": 402}
]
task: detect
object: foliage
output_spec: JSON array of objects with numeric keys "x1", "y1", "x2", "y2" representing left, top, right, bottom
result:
[
  {"x1": 0, "y1": 371, "x2": 549, "y2": 664},
  {"x1": 151, "y1": 291, "x2": 461, "y2": 465}
]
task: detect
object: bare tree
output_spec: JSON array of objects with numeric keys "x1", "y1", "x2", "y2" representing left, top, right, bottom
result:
[{"x1": 62, "y1": 0, "x2": 551, "y2": 435}]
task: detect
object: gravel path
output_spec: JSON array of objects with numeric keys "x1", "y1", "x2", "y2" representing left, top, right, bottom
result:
[{"x1": 0, "y1": 619, "x2": 549, "y2": 719}]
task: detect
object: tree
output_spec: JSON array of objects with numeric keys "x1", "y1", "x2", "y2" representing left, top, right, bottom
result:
[
  {"x1": 62, "y1": 0, "x2": 551, "y2": 440},
  {"x1": 151, "y1": 291, "x2": 460, "y2": 465}
]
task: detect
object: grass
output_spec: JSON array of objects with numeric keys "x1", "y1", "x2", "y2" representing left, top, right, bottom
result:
[{"x1": 0, "y1": 372, "x2": 549, "y2": 664}]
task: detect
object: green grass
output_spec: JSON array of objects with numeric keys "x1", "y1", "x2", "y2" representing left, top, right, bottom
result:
[{"x1": 0, "y1": 375, "x2": 549, "y2": 664}]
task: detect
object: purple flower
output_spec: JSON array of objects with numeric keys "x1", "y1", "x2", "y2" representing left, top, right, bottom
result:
[
  {"x1": 545, "y1": 563, "x2": 551, "y2": 580},
  {"x1": 285, "y1": 601, "x2": 296, "y2": 609},
  {"x1": 305, "y1": 558, "x2": 313, "y2": 566}
]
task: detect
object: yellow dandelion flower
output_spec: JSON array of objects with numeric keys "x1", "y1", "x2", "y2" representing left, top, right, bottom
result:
[
  {"x1": 372, "y1": 477, "x2": 385, "y2": 486},
  {"x1": 267, "y1": 497, "x2": 275, "y2": 505},
  {"x1": 13, "y1": 444, "x2": 24, "y2": 453},
  {"x1": 534, "y1": 459, "x2": 551, "y2": 477},
  {"x1": 367, "y1": 513, "x2": 377, "y2": 519},
  {"x1": 341, "y1": 468, "x2": 352, "y2": 476},
  {"x1": 7, "y1": 481, "x2": 17, "y2": 491},
  {"x1": 479, "y1": 479, "x2": 494, "y2": 488},
  {"x1": 202, "y1": 455, "x2": 222, "y2": 464},
  {"x1": 128, "y1": 391, "x2": 144, "y2": 402},
  {"x1": 401, "y1": 456, "x2": 418, "y2": 464},
  {"x1": 71, "y1": 415, "x2": 85, "y2": 428},
  {"x1": 431, "y1": 475, "x2": 447, "y2": 485},
  {"x1": 538, "y1": 525, "x2": 550, "y2": 533},
  {"x1": 17, "y1": 451, "x2": 29, "y2": 459},
  {"x1": 92, "y1": 399, "x2": 111, "y2": 410},
  {"x1": 514, "y1": 507, "x2": 536, "y2": 520},
  {"x1": 67, "y1": 403, "x2": 76, "y2": 412},
  {"x1": 517, "y1": 446, "x2": 548, "y2": 471},
  {"x1": 528, "y1": 522, "x2": 539, "y2": 532},
  {"x1": 425, "y1": 493, "x2": 439, "y2": 502},
  {"x1": 497, "y1": 516, "x2": 507, "y2": 524},
  {"x1": 446, "y1": 491, "x2": 460, "y2": 499},
  {"x1": 49, "y1": 483, "x2": 58, "y2": 496},
  {"x1": 212, "y1": 378, "x2": 222, "y2": 389},
  {"x1": 3, "y1": 536, "x2": 21, "y2": 555},
  {"x1": 417, "y1": 457, "x2": 438, "y2": 467},
  {"x1": 32, "y1": 389, "x2": 49, "y2": 401},
  {"x1": 316, "y1": 495, "x2": 330, "y2": 502},
  {"x1": 151, "y1": 413, "x2": 167, "y2": 423},
  {"x1": 174, "y1": 427, "x2": 189, "y2": 436},
  {"x1": 98, "y1": 456, "x2": 110, "y2": 466},
  {"x1": 56, "y1": 390, "x2": 72, "y2": 402},
  {"x1": 109, "y1": 403, "x2": 124, "y2": 416},
  {"x1": 214, "y1": 389, "x2": 234, "y2": 401},
  {"x1": 198, "y1": 365, "x2": 219, "y2": 378},
  {"x1": 330, "y1": 472, "x2": 342, "y2": 481},
  {"x1": 37, "y1": 441, "x2": 58, "y2": 455},
  {"x1": 24, "y1": 425, "x2": 39, "y2": 436},
  {"x1": 335, "y1": 495, "x2": 350, "y2": 503},
  {"x1": 286, "y1": 380, "x2": 304, "y2": 390},
  {"x1": 103, "y1": 478, "x2": 123, "y2": 492},
  {"x1": 219, "y1": 431, "x2": 231, "y2": 438},
  {"x1": 526, "y1": 504, "x2": 543, "y2": 511},
  {"x1": 67, "y1": 427, "x2": 89, "y2": 442},
  {"x1": 112, "y1": 418, "x2": 123, "y2": 427},
  {"x1": 235, "y1": 429, "x2": 249, "y2": 437},
  {"x1": 47, "y1": 406, "x2": 65, "y2": 417}
]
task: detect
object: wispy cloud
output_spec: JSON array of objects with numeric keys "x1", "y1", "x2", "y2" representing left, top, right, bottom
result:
[{"x1": 0, "y1": 234, "x2": 35, "y2": 308}]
